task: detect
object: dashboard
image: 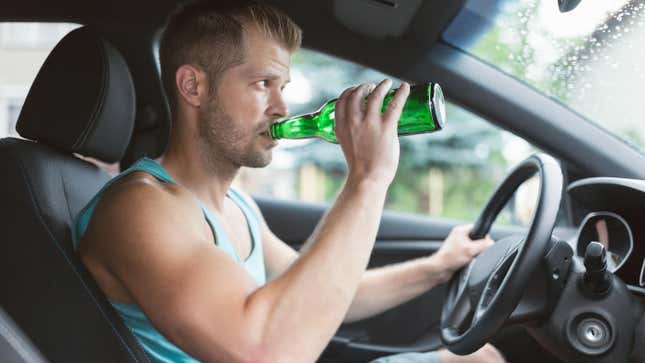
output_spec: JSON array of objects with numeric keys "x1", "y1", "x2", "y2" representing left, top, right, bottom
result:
[{"x1": 568, "y1": 177, "x2": 645, "y2": 295}]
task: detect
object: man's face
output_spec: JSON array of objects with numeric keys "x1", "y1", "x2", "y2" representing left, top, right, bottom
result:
[{"x1": 198, "y1": 25, "x2": 291, "y2": 170}]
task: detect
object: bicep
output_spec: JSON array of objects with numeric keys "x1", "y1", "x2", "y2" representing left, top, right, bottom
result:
[
  {"x1": 90, "y1": 184, "x2": 261, "y2": 361},
  {"x1": 133, "y1": 241, "x2": 260, "y2": 360}
]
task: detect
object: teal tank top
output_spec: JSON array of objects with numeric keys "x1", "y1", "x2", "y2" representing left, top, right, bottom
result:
[{"x1": 72, "y1": 157, "x2": 267, "y2": 363}]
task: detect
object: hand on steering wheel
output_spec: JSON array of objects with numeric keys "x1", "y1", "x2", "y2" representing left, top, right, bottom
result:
[{"x1": 435, "y1": 225, "x2": 494, "y2": 277}]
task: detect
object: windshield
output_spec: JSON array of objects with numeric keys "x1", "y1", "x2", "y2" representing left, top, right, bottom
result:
[{"x1": 443, "y1": 0, "x2": 645, "y2": 151}]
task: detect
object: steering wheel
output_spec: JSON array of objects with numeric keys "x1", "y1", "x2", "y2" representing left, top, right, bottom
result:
[{"x1": 440, "y1": 153, "x2": 563, "y2": 354}]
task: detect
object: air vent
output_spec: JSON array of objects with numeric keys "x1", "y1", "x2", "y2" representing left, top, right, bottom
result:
[{"x1": 332, "y1": 0, "x2": 422, "y2": 38}]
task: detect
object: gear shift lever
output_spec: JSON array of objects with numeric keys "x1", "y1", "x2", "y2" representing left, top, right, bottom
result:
[{"x1": 582, "y1": 241, "x2": 612, "y2": 295}]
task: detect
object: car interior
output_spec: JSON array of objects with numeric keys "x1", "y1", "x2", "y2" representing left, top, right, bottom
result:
[
  {"x1": 1, "y1": 0, "x2": 644, "y2": 362},
  {"x1": 0, "y1": 307, "x2": 48, "y2": 363}
]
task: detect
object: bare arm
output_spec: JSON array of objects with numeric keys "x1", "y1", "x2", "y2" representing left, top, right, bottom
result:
[
  {"x1": 238, "y1": 80, "x2": 408, "y2": 362},
  {"x1": 261, "y1": 219, "x2": 493, "y2": 323},
  {"x1": 84, "y1": 80, "x2": 409, "y2": 363},
  {"x1": 344, "y1": 225, "x2": 493, "y2": 322},
  {"x1": 261, "y1": 226, "x2": 447, "y2": 323}
]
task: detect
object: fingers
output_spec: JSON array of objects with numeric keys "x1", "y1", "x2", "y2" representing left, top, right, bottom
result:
[
  {"x1": 449, "y1": 224, "x2": 494, "y2": 257},
  {"x1": 467, "y1": 229, "x2": 494, "y2": 255},
  {"x1": 454, "y1": 224, "x2": 473, "y2": 233},
  {"x1": 334, "y1": 85, "x2": 357, "y2": 126},
  {"x1": 383, "y1": 81, "x2": 410, "y2": 126},
  {"x1": 365, "y1": 79, "x2": 393, "y2": 119},
  {"x1": 348, "y1": 83, "x2": 374, "y2": 121},
  {"x1": 438, "y1": 225, "x2": 496, "y2": 273},
  {"x1": 468, "y1": 236, "x2": 495, "y2": 256},
  {"x1": 337, "y1": 80, "x2": 408, "y2": 125}
]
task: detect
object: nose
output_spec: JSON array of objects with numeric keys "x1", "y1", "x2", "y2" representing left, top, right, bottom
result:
[{"x1": 269, "y1": 89, "x2": 289, "y2": 119}]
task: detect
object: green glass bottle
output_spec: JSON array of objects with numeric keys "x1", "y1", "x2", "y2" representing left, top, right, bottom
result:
[{"x1": 270, "y1": 82, "x2": 446, "y2": 143}]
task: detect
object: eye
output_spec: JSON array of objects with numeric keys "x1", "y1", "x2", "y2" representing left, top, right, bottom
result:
[{"x1": 256, "y1": 80, "x2": 269, "y2": 88}]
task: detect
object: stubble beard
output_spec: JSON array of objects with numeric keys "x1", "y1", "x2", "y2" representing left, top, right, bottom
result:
[{"x1": 197, "y1": 98, "x2": 272, "y2": 175}]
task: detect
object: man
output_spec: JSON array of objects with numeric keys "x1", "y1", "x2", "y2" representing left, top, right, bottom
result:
[{"x1": 74, "y1": 1, "x2": 505, "y2": 362}]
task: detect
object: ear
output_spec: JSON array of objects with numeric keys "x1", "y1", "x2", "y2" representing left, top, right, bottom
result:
[{"x1": 175, "y1": 64, "x2": 208, "y2": 108}]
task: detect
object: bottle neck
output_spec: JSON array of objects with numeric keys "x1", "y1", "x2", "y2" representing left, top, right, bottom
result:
[{"x1": 270, "y1": 112, "x2": 317, "y2": 140}]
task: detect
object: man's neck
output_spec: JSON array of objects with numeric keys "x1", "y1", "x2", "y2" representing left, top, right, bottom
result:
[{"x1": 160, "y1": 131, "x2": 238, "y2": 212}]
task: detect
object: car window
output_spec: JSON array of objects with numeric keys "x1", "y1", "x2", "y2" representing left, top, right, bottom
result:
[
  {"x1": 3, "y1": 24, "x2": 540, "y2": 226},
  {"x1": 443, "y1": 0, "x2": 645, "y2": 153},
  {"x1": 0, "y1": 22, "x2": 120, "y2": 174},
  {"x1": 236, "y1": 49, "x2": 540, "y2": 226}
]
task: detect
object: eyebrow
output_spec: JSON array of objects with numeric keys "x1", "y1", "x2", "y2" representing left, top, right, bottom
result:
[{"x1": 250, "y1": 72, "x2": 290, "y2": 84}]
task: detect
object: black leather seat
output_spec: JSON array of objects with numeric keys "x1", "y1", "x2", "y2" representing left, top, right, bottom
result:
[{"x1": 0, "y1": 27, "x2": 150, "y2": 362}]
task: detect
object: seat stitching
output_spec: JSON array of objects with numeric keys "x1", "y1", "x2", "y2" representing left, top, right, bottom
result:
[{"x1": 13, "y1": 155, "x2": 149, "y2": 363}]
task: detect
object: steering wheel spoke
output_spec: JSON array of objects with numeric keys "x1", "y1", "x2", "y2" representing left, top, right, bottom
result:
[
  {"x1": 444, "y1": 264, "x2": 475, "y2": 333},
  {"x1": 474, "y1": 247, "x2": 519, "y2": 323}
]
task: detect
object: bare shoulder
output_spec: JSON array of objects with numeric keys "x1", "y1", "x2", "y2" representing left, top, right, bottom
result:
[
  {"x1": 103, "y1": 171, "x2": 191, "y2": 210},
  {"x1": 80, "y1": 171, "x2": 211, "y2": 264},
  {"x1": 97, "y1": 171, "x2": 200, "y2": 228}
]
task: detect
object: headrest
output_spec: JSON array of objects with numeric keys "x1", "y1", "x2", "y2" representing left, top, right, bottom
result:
[{"x1": 16, "y1": 27, "x2": 135, "y2": 163}]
